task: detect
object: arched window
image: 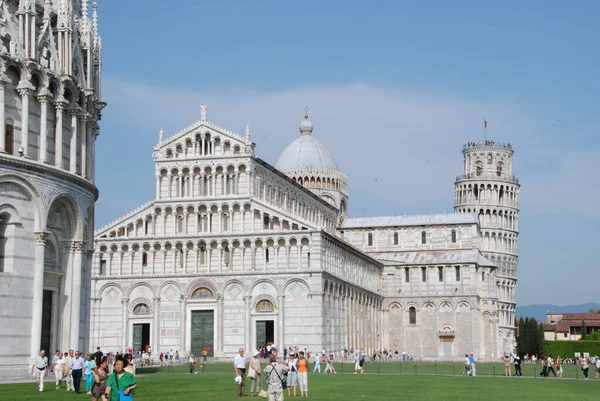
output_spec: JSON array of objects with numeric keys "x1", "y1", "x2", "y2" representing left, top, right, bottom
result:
[
  {"x1": 481, "y1": 271, "x2": 486, "y2": 281},
  {"x1": 421, "y1": 231, "x2": 426, "y2": 245},
  {"x1": 191, "y1": 287, "x2": 214, "y2": 299},
  {"x1": 199, "y1": 246, "x2": 206, "y2": 264},
  {"x1": 4, "y1": 123, "x2": 13, "y2": 155},
  {"x1": 475, "y1": 161, "x2": 483, "y2": 176},
  {"x1": 393, "y1": 232, "x2": 398, "y2": 245},
  {"x1": 451, "y1": 229, "x2": 457, "y2": 243},
  {"x1": 409, "y1": 307, "x2": 416, "y2": 325},
  {"x1": 438, "y1": 267, "x2": 444, "y2": 282},
  {"x1": 223, "y1": 246, "x2": 230, "y2": 266},
  {"x1": 142, "y1": 252, "x2": 148, "y2": 267},
  {"x1": 256, "y1": 299, "x2": 274, "y2": 312},
  {"x1": 133, "y1": 303, "x2": 150, "y2": 315},
  {"x1": 367, "y1": 233, "x2": 373, "y2": 247},
  {"x1": 177, "y1": 215, "x2": 183, "y2": 233},
  {"x1": 265, "y1": 248, "x2": 269, "y2": 263},
  {"x1": 421, "y1": 267, "x2": 427, "y2": 282}
]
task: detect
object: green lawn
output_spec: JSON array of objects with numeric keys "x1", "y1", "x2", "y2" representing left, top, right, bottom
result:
[{"x1": 1, "y1": 363, "x2": 597, "y2": 401}]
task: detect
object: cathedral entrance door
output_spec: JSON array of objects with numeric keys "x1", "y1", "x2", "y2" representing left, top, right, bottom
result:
[
  {"x1": 133, "y1": 324, "x2": 150, "y2": 353},
  {"x1": 191, "y1": 310, "x2": 214, "y2": 357},
  {"x1": 40, "y1": 290, "x2": 53, "y2": 352},
  {"x1": 256, "y1": 320, "x2": 274, "y2": 350}
]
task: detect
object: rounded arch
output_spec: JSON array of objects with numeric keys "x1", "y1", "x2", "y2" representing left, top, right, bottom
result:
[
  {"x1": 185, "y1": 278, "x2": 218, "y2": 299},
  {"x1": 250, "y1": 278, "x2": 280, "y2": 295},
  {"x1": 253, "y1": 294, "x2": 277, "y2": 312},
  {"x1": 0, "y1": 173, "x2": 45, "y2": 231},
  {"x1": 283, "y1": 278, "x2": 311, "y2": 298},
  {"x1": 130, "y1": 297, "x2": 153, "y2": 314},
  {"x1": 388, "y1": 301, "x2": 402, "y2": 310},
  {"x1": 47, "y1": 192, "x2": 83, "y2": 240}
]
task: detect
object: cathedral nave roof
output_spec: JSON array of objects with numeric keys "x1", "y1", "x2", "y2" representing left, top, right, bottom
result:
[
  {"x1": 373, "y1": 249, "x2": 496, "y2": 268},
  {"x1": 340, "y1": 213, "x2": 478, "y2": 229}
]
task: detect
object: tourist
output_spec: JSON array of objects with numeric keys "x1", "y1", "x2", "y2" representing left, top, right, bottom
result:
[
  {"x1": 539, "y1": 357, "x2": 547, "y2": 377},
  {"x1": 94, "y1": 347, "x2": 104, "y2": 366},
  {"x1": 594, "y1": 356, "x2": 600, "y2": 379},
  {"x1": 514, "y1": 355, "x2": 522, "y2": 376},
  {"x1": 325, "y1": 354, "x2": 336, "y2": 374},
  {"x1": 556, "y1": 356, "x2": 563, "y2": 378},
  {"x1": 286, "y1": 352, "x2": 298, "y2": 397},
  {"x1": 105, "y1": 356, "x2": 137, "y2": 401},
  {"x1": 31, "y1": 350, "x2": 48, "y2": 392},
  {"x1": 312, "y1": 352, "x2": 321, "y2": 374},
  {"x1": 50, "y1": 350, "x2": 60, "y2": 373},
  {"x1": 107, "y1": 352, "x2": 115, "y2": 374},
  {"x1": 64, "y1": 350, "x2": 75, "y2": 392},
  {"x1": 547, "y1": 355, "x2": 556, "y2": 377},
  {"x1": 248, "y1": 350, "x2": 262, "y2": 397},
  {"x1": 469, "y1": 353, "x2": 476, "y2": 377},
  {"x1": 354, "y1": 351, "x2": 364, "y2": 374},
  {"x1": 581, "y1": 357, "x2": 589, "y2": 380},
  {"x1": 85, "y1": 353, "x2": 97, "y2": 394},
  {"x1": 189, "y1": 354, "x2": 197, "y2": 374},
  {"x1": 70, "y1": 350, "x2": 86, "y2": 394},
  {"x1": 53, "y1": 351, "x2": 65, "y2": 390},
  {"x1": 124, "y1": 353, "x2": 135, "y2": 376},
  {"x1": 91, "y1": 356, "x2": 109, "y2": 401},
  {"x1": 264, "y1": 354, "x2": 289, "y2": 401},
  {"x1": 234, "y1": 348, "x2": 247, "y2": 397},
  {"x1": 463, "y1": 354, "x2": 470, "y2": 375},
  {"x1": 502, "y1": 353, "x2": 511, "y2": 376},
  {"x1": 297, "y1": 351, "x2": 308, "y2": 397}
]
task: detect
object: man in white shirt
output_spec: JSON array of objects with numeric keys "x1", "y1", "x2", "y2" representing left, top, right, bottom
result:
[
  {"x1": 50, "y1": 350, "x2": 60, "y2": 373},
  {"x1": 31, "y1": 350, "x2": 48, "y2": 392},
  {"x1": 234, "y1": 348, "x2": 247, "y2": 397}
]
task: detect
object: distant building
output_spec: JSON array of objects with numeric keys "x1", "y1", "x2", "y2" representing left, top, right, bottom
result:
[{"x1": 544, "y1": 313, "x2": 600, "y2": 341}]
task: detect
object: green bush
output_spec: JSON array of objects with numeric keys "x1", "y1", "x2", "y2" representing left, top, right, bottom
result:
[{"x1": 543, "y1": 340, "x2": 600, "y2": 357}]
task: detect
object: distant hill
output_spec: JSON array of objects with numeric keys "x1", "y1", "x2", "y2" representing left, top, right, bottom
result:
[{"x1": 516, "y1": 303, "x2": 600, "y2": 322}]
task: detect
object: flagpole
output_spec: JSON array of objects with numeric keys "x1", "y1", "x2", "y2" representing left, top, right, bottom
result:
[{"x1": 484, "y1": 116, "x2": 487, "y2": 142}]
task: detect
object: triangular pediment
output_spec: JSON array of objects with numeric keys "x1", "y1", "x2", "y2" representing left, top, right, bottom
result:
[{"x1": 155, "y1": 119, "x2": 250, "y2": 154}]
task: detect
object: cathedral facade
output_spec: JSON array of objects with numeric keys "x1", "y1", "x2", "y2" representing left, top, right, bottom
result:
[
  {"x1": 0, "y1": 0, "x2": 105, "y2": 378},
  {"x1": 91, "y1": 108, "x2": 519, "y2": 361}
]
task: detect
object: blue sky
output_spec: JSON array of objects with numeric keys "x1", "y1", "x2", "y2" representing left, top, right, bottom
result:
[{"x1": 93, "y1": 0, "x2": 599, "y2": 306}]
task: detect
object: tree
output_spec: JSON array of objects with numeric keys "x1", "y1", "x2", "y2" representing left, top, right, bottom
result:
[
  {"x1": 517, "y1": 318, "x2": 526, "y2": 356},
  {"x1": 537, "y1": 322, "x2": 545, "y2": 356},
  {"x1": 581, "y1": 320, "x2": 588, "y2": 340}
]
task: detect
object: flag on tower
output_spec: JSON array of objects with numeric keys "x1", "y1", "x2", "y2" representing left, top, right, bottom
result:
[{"x1": 484, "y1": 119, "x2": 488, "y2": 128}]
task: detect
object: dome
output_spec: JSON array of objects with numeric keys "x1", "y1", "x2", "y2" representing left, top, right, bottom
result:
[{"x1": 275, "y1": 116, "x2": 340, "y2": 173}]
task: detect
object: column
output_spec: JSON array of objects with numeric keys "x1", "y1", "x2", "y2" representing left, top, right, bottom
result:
[
  {"x1": 248, "y1": 172, "x2": 253, "y2": 197},
  {"x1": 37, "y1": 93, "x2": 50, "y2": 163},
  {"x1": 199, "y1": 174, "x2": 204, "y2": 197},
  {"x1": 70, "y1": 241, "x2": 84, "y2": 349},
  {"x1": 121, "y1": 298, "x2": 129, "y2": 351},
  {"x1": 217, "y1": 294, "x2": 224, "y2": 355},
  {"x1": 54, "y1": 100, "x2": 66, "y2": 167},
  {"x1": 244, "y1": 296, "x2": 251, "y2": 352},
  {"x1": 17, "y1": 85, "x2": 33, "y2": 157},
  {"x1": 153, "y1": 298, "x2": 160, "y2": 357},
  {"x1": 201, "y1": 135, "x2": 205, "y2": 155},
  {"x1": 0, "y1": 78, "x2": 7, "y2": 153},
  {"x1": 277, "y1": 295, "x2": 285, "y2": 350},
  {"x1": 30, "y1": 232, "x2": 46, "y2": 357},
  {"x1": 212, "y1": 174, "x2": 217, "y2": 197},
  {"x1": 81, "y1": 118, "x2": 89, "y2": 178},
  {"x1": 69, "y1": 109, "x2": 79, "y2": 173},
  {"x1": 218, "y1": 209, "x2": 222, "y2": 233},
  {"x1": 156, "y1": 175, "x2": 161, "y2": 199},
  {"x1": 91, "y1": 129, "x2": 98, "y2": 182},
  {"x1": 179, "y1": 298, "x2": 186, "y2": 354},
  {"x1": 161, "y1": 213, "x2": 167, "y2": 235},
  {"x1": 193, "y1": 245, "x2": 198, "y2": 273},
  {"x1": 191, "y1": 173, "x2": 195, "y2": 197},
  {"x1": 217, "y1": 245, "x2": 223, "y2": 272}
]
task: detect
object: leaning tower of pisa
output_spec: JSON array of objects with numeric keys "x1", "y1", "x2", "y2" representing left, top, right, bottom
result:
[{"x1": 454, "y1": 140, "x2": 520, "y2": 354}]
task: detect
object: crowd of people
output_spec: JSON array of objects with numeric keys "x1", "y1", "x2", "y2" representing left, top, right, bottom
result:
[{"x1": 31, "y1": 347, "x2": 137, "y2": 399}]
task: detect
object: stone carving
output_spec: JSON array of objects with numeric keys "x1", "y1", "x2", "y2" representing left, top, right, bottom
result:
[{"x1": 226, "y1": 283, "x2": 242, "y2": 299}]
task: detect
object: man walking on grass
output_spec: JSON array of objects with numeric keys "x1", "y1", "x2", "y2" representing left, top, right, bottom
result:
[{"x1": 31, "y1": 350, "x2": 48, "y2": 392}]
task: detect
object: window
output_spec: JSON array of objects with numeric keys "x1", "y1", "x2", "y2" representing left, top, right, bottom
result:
[
  {"x1": 404, "y1": 268, "x2": 410, "y2": 283},
  {"x1": 421, "y1": 267, "x2": 427, "y2": 282},
  {"x1": 223, "y1": 247, "x2": 230, "y2": 266},
  {"x1": 265, "y1": 248, "x2": 269, "y2": 263},
  {"x1": 177, "y1": 215, "x2": 183, "y2": 233},
  {"x1": 393, "y1": 232, "x2": 398, "y2": 245},
  {"x1": 563, "y1": 333, "x2": 568, "y2": 338},
  {"x1": 421, "y1": 231, "x2": 426, "y2": 244},
  {"x1": 5, "y1": 124, "x2": 13, "y2": 155},
  {"x1": 222, "y1": 214, "x2": 229, "y2": 231},
  {"x1": 451, "y1": 229, "x2": 457, "y2": 243},
  {"x1": 409, "y1": 307, "x2": 416, "y2": 325},
  {"x1": 199, "y1": 247, "x2": 206, "y2": 264},
  {"x1": 100, "y1": 260, "x2": 107, "y2": 275},
  {"x1": 455, "y1": 266, "x2": 461, "y2": 281},
  {"x1": 438, "y1": 267, "x2": 443, "y2": 282},
  {"x1": 144, "y1": 220, "x2": 149, "y2": 235},
  {"x1": 475, "y1": 161, "x2": 483, "y2": 176},
  {"x1": 307, "y1": 252, "x2": 311, "y2": 268},
  {"x1": 263, "y1": 216, "x2": 270, "y2": 230},
  {"x1": 0, "y1": 223, "x2": 6, "y2": 273},
  {"x1": 142, "y1": 252, "x2": 148, "y2": 267},
  {"x1": 481, "y1": 271, "x2": 485, "y2": 281},
  {"x1": 368, "y1": 233, "x2": 373, "y2": 246}
]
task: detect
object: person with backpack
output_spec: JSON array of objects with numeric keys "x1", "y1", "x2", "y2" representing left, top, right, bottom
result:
[{"x1": 264, "y1": 354, "x2": 289, "y2": 401}]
